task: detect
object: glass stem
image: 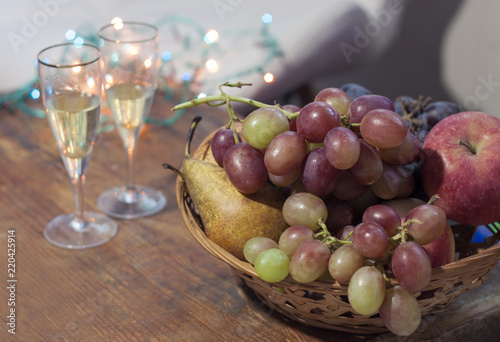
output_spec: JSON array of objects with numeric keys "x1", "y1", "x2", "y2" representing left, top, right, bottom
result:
[
  {"x1": 73, "y1": 173, "x2": 87, "y2": 230},
  {"x1": 126, "y1": 146, "x2": 136, "y2": 191}
]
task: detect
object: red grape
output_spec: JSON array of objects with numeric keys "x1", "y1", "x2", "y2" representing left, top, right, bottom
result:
[
  {"x1": 300, "y1": 147, "x2": 342, "y2": 197},
  {"x1": 278, "y1": 225, "x2": 314, "y2": 258},
  {"x1": 223, "y1": 143, "x2": 267, "y2": 194},
  {"x1": 243, "y1": 237, "x2": 278, "y2": 264},
  {"x1": 351, "y1": 222, "x2": 389, "y2": 258},
  {"x1": 289, "y1": 240, "x2": 331, "y2": 283},
  {"x1": 282, "y1": 192, "x2": 328, "y2": 231},
  {"x1": 405, "y1": 204, "x2": 447, "y2": 245},
  {"x1": 360, "y1": 109, "x2": 408, "y2": 148},
  {"x1": 297, "y1": 101, "x2": 341, "y2": 143},
  {"x1": 264, "y1": 131, "x2": 307, "y2": 175},
  {"x1": 379, "y1": 286, "x2": 421, "y2": 336},
  {"x1": 268, "y1": 167, "x2": 301, "y2": 187},
  {"x1": 328, "y1": 245, "x2": 365, "y2": 284},
  {"x1": 331, "y1": 171, "x2": 367, "y2": 201},
  {"x1": 323, "y1": 127, "x2": 360, "y2": 170},
  {"x1": 325, "y1": 197, "x2": 354, "y2": 234},
  {"x1": 348, "y1": 94, "x2": 394, "y2": 126},
  {"x1": 211, "y1": 128, "x2": 241, "y2": 167},
  {"x1": 314, "y1": 87, "x2": 351, "y2": 115},
  {"x1": 378, "y1": 133, "x2": 421, "y2": 165},
  {"x1": 362, "y1": 204, "x2": 401, "y2": 237},
  {"x1": 370, "y1": 162, "x2": 401, "y2": 200},
  {"x1": 391, "y1": 241, "x2": 431, "y2": 292},
  {"x1": 348, "y1": 140, "x2": 383, "y2": 185}
]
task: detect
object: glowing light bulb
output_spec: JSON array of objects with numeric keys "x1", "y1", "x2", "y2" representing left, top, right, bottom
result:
[
  {"x1": 111, "y1": 17, "x2": 123, "y2": 30},
  {"x1": 205, "y1": 59, "x2": 219, "y2": 73},
  {"x1": 181, "y1": 72, "x2": 191, "y2": 81},
  {"x1": 263, "y1": 72, "x2": 274, "y2": 83},
  {"x1": 74, "y1": 37, "x2": 84, "y2": 47},
  {"x1": 262, "y1": 13, "x2": 273, "y2": 24},
  {"x1": 144, "y1": 58, "x2": 152, "y2": 68},
  {"x1": 128, "y1": 45, "x2": 138, "y2": 56},
  {"x1": 72, "y1": 66, "x2": 81, "y2": 73},
  {"x1": 30, "y1": 89, "x2": 40, "y2": 99},
  {"x1": 87, "y1": 77, "x2": 95, "y2": 87},
  {"x1": 162, "y1": 51, "x2": 172, "y2": 61},
  {"x1": 105, "y1": 74, "x2": 113, "y2": 84},
  {"x1": 204, "y1": 29, "x2": 219, "y2": 44},
  {"x1": 65, "y1": 29, "x2": 76, "y2": 40}
]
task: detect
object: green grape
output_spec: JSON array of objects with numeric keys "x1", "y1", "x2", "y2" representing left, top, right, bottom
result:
[
  {"x1": 254, "y1": 248, "x2": 290, "y2": 283},
  {"x1": 243, "y1": 237, "x2": 279, "y2": 265},
  {"x1": 242, "y1": 107, "x2": 290, "y2": 149},
  {"x1": 348, "y1": 266, "x2": 386, "y2": 315}
]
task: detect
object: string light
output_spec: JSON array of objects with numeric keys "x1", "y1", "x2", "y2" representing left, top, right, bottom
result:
[
  {"x1": 205, "y1": 59, "x2": 219, "y2": 73},
  {"x1": 181, "y1": 72, "x2": 191, "y2": 81},
  {"x1": 262, "y1": 13, "x2": 273, "y2": 24},
  {"x1": 162, "y1": 51, "x2": 172, "y2": 61},
  {"x1": 1, "y1": 13, "x2": 283, "y2": 127},
  {"x1": 65, "y1": 29, "x2": 76, "y2": 40},
  {"x1": 74, "y1": 37, "x2": 84, "y2": 47},
  {"x1": 111, "y1": 17, "x2": 123, "y2": 30},
  {"x1": 204, "y1": 29, "x2": 219, "y2": 44},
  {"x1": 263, "y1": 72, "x2": 274, "y2": 83},
  {"x1": 30, "y1": 89, "x2": 40, "y2": 100}
]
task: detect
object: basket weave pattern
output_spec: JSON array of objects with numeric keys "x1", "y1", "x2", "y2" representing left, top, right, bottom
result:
[{"x1": 176, "y1": 129, "x2": 500, "y2": 334}]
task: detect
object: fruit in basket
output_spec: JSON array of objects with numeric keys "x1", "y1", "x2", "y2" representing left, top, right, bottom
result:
[
  {"x1": 242, "y1": 107, "x2": 289, "y2": 149},
  {"x1": 254, "y1": 248, "x2": 290, "y2": 283},
  {"x1": 348, "y1": 266, "x2": 386, "y2": 315},
  {"x1": 420, "y1": 111, "x2": 500, "y2": 226},
  {"x1": 422, "y1": 222, "x2": 455, "y2": 267},
  {"x1": 391, "y1": 241, "x2": 432, "y2": 292},
  {"x1": 171, "y1": 83, "x2": 492, "y2": 337},
  {"x1": 379, "y1": 286, "x2": 421, "y2": 336},
  {"x1": 164, "y1": 117, "x2": 288, "y2": 260},
  {"x1": 243, "y1": 237, "x2": 278, "y2": 265}
]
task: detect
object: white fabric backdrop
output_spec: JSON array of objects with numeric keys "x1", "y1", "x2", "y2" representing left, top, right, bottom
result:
[{"x1": 1, "y1": 0, "x2": 405, "y2": 101}]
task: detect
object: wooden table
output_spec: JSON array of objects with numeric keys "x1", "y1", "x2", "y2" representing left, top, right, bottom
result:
[{"x1": 1, "y1": 94, "x2": 499, "y2": 342}]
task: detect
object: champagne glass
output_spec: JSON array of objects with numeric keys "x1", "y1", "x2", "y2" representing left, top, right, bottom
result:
[
  {"x1": 38, "y1": 43, "x2": 118, "y2": 249},
  {"x1": 97, "y1": 21, "x2": 166, "y2": 219}
]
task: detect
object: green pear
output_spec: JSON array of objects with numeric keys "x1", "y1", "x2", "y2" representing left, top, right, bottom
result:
[{"x1": 165, "y1": 117, "x2": 288, "y2": 260}]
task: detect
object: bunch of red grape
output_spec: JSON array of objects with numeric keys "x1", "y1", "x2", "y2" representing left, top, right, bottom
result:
[
  {"x1": 209, "y1": 83, "x2": 458, "y2": 336},
  {"x1": 244, "y1": 191, "x2": 448, "y2": 336}
]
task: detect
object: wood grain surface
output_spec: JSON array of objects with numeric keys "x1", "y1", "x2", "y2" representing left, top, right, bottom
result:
[{"x1": 0, "y1": 95, "x2": 499, "y2": 342}]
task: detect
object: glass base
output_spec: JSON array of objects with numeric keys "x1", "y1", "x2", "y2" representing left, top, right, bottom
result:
[
  {"x1": 44, "y1": 212, "x2": 118, "y2": 249},
  {"x1": 97, "y1": 185, "x2": 166, "y2": 220}
]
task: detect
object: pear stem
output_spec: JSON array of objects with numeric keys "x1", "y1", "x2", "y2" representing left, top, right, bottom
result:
[
  {"x1": 186, "y1": 116, "x2": 202, "y2": 158},
  {"x1": 162, "y1": 163, "x2": 184, "y2": 180}
]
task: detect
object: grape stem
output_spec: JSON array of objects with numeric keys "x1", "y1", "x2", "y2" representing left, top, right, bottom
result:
[
  {"x1": 171, "y1": 82, "x2": 299, "y2": 120},
  {"x1": 313, "y1": 218, "x2": 352, "y2": 248}
]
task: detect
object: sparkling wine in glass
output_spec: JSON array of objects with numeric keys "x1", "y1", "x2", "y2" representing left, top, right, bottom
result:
[
  {"x1": 97, "y1": 21, "x2": 166, "y2": 219},
  {"x1": 38, "y1": 43, "x2": 118, "y2": 249}
]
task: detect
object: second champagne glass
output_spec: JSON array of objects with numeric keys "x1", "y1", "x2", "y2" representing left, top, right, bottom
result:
[{"x1": 97, "y1": 21, "x2": 166, "y2": 219}]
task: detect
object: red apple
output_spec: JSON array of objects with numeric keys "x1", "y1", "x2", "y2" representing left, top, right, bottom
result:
[
  {"x1": 420, "y1": 111, "x2": 500, "y2": 226},
  {"x1": 422, "y1": 223, "x2": 456, "y2": 268}
]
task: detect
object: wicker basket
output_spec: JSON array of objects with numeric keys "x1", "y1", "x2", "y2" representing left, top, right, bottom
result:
[{"x1": 175, "y1": 128, "x2": 500, "y2": 334}]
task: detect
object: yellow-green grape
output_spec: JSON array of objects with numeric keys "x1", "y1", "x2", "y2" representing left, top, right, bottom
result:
[{"x1": 254, "y1": 248, "x2": 290, "y2": 283}]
